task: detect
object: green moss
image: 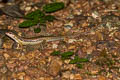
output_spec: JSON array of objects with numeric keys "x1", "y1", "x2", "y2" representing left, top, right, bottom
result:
[
  {"x1": 34, "y1": 28, "x2": 41, "y2": 33},
  {"x1": 50, "y1": 50, "x2": 89, "y2": 69},
  {"x1": 69, "y1": 56, "x2": 89, "y2": 64},
  {"x1": 18, "y1": 2, "x2": 65, "y2": 28},
  {"x1": 38, "y1": 17, "x2": 46, "y2": 24},
  {"x1": 44, "y1": 15, "x2": 56, "y2": 21},
  {"x1": 43, "y1": 2, "x2": 64, "y2": 13},
  {"x1": 51, "y1": 51, "x2": 61, "y2": 56},
  {"x1": 61, "y1": 51, "x2": 74, "y2": 60},
  {"x1": 25, "y1": 10, "x2": 45, "y2": 19},
  {"x1": 76, "y1": 63, "x2": 83, "y2": 68},
  {"x1": 19, "y1": 20, "x2": 38, "y2": 28}
]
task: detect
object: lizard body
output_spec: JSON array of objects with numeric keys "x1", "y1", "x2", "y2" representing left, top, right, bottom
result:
[{"x1": 5, "y1": 31, "x2": 75, "y2": 45}]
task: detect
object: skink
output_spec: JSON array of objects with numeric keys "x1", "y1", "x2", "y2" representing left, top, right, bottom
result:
[{"x1": 5, "y1": 31, "x2": 76, "y2": 45}]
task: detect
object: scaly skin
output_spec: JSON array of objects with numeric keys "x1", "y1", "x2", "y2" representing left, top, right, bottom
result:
[{"x1": 5, "y1": 31, "x2": 76, "y2": 45}]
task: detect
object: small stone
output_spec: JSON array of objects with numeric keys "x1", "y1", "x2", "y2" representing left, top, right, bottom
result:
[
  {"x1": 17, "y1": 72, "x2": 26, "y2": 80},
  {"x1": 63, "y1": 64, "x2": 74, "y2": 70},
  {"x1": 44, "y1": 77, "x2": 53, "y2": 80},
  {"x1": 52, "y1": 43, "x2": 58, "y2": 49},
  {"x1": 25, "y1": 6, "x2": 31, "y2": 11},
  {"x1": 62, "y1": 71, "x2": 71, "y2": 79},
  {"x1": 86, "y1": 46, "x2": 95, "y2": 54},
  {"x1": 48, "y1": 58, "x2": 62, "y2": 76},
  {"x1": 0, "y1": 4, "x2": 4, "y2": 8},
  {"x1": 82, "y1": 22, "x2": 88, "y2": 27},
  {"x1": 86, "y1": 41, "x2": 92, "y2": 47},
  {"x1": 19, "y1": 55, "x2": 27, "y2": 60},
  {"x1": 24, "y1": 75, "x2": 31, "y2": 80},
  {"x1": 91, "y1": 70, "x2": 99, "y2": 75},
  {"x1": 98, "y1": 76, "x2": 106, "y2": 80},
  {"x1": 64, "y1": 59, "x2": 70, "y2": 64},
  {"x1": 68, "y1": 45, "x2": 76, "y2": 50},
  {"x1": 3, "y1": 53, "x2": 10, "y2": 60},
  {"x1": 74, "y1": 74, "x2": 82, "y2": 80},
  {"x1": 39, "y1": 77, "x2": 44, "y2": 80},
  {"x1": 70, "y1": 74, "x2": 74, "y2": 80},
  {"x1": 25, "y1": 51, "x2": 36, "y2": 59}
]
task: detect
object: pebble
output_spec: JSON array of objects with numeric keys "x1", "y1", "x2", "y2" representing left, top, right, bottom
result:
[
  {"x1": 74, "y1": 74, "x2": 82, "y2": 80},
  {"x1": 68, "y1": 45, "x2": 76, "y2": 50},
  {"x1": 64, "y1": 59, "x2": 70, "y2": 64},
  {"x1": 25, "y1": 6, "x2": 31, "y2": 11},
  {"x1": 3, "y1": 53, "x2": 10, "y2": 60},
  {"x1": 91, "y1": 70, "x2": 99, "y2": 75},
  {"x1": 44, "y1": 77, "x2": 53, "y2": 80},
  {"x1": 25, "y1": 51, "x2": 36, "y2": 59},
  {"x1": 39, "y1": 77, "x2": 45, "y2": 80},
  {"x1": 62, "y1": 71, "x2": 71, "y2": 79},
  {"x1": 24, "y1": 75, "x2": 31, "y2": 80},
  {"x1": 13, "y1": 72, "x2": 26, "y2": 80},
  {"x1": 63, "y1": 64, "x2": 75, "y2": 70},
  {"x1": 48, "y1": 58, "x2": 62, "y2": 76},
  {"x1": 98, "y1": 76, "x2": 106, "y2": 80},
  {"x1": 70, "y1": 74, "x2": 74, "y2": 79},
  {"x1": 19, "y1": 55, "x2": 27, "y2": 61},
  {"x1": 86, "y1": 46, "x2": 95, "y2": 54},
  {"x1": 52, "y1": 43, "x2": 58, "y2": 49}
]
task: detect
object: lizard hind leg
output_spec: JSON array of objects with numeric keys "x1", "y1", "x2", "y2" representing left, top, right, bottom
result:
[{"x1": 38, "y1": 40, "x2": 47, "y2": 51}]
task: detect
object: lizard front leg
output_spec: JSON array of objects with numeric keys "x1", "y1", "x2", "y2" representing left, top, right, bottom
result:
[{"x1": 12, "y1": 42, "x2": 23, "y2": 50}]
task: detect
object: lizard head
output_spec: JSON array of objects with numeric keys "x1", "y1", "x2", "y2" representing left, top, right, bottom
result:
[{"x1": 5, "y1": 32, "x2": 20, "y2": 43}]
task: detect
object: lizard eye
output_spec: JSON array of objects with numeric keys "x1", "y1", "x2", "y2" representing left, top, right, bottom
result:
[{"x1": 6, "y1": 32, "x2": 12, "y2": 36}]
